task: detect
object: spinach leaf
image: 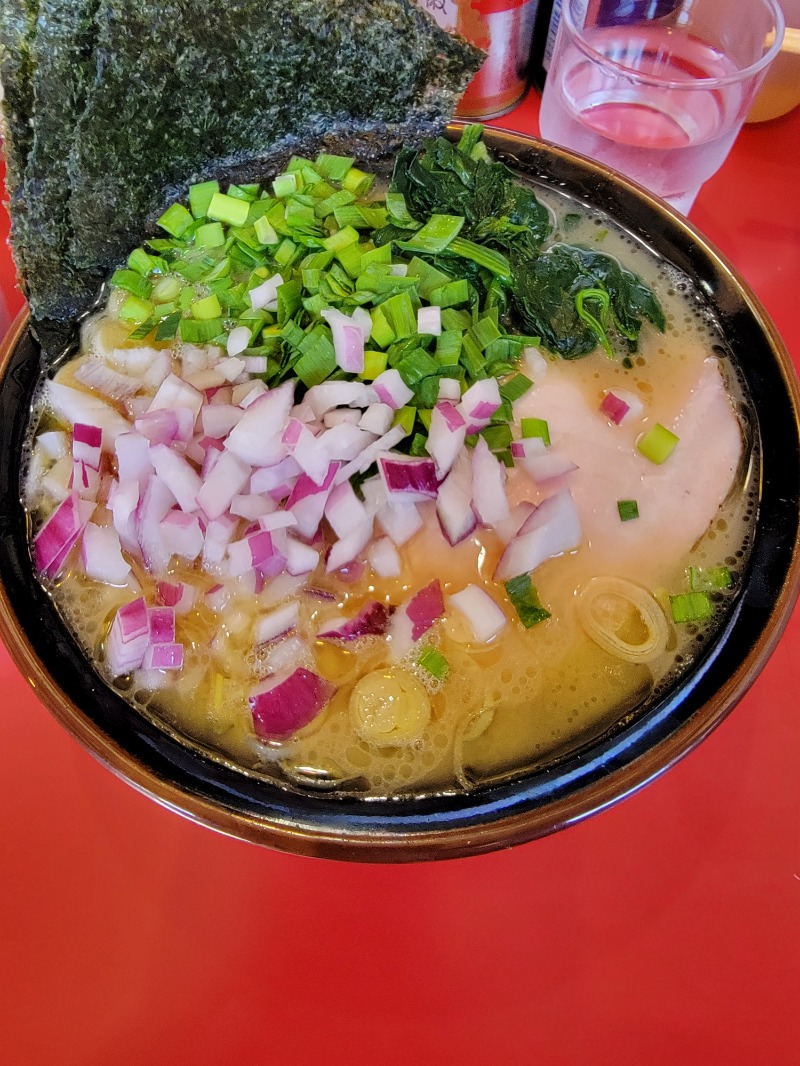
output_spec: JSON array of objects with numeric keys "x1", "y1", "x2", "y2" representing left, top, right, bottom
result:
[{"x1": 509, "y1": 243, "x2": 665, "y2": 359}]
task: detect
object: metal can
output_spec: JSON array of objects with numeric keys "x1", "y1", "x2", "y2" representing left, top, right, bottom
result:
[{"x1": 417, "y1": 0, "x2": 541, "y2": 118}]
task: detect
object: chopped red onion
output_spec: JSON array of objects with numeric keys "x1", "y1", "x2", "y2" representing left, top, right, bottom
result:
[
  {"x1": 284, "y1": 537, "x2": 319, "y2": 575},
  {"x1": 80, "y1": 521, "x2": 131, "y2": 584},
  {"x1": 134, "y1": 406, "x2": 195, "y2": 447},
  {"x1": 521, "y1": 448, "x2": 579, "y2": 483},
  {"x1": 600, "y1": 389, "x2": 645, "y2": 425},
  {"x1": 34, "y1": 493, "x2": 95, "y2": 578},
  {"x1": 249, "y1": 667, "x2": 336, "y2": 740},
  {"x1": 326, "y1": 517, "x2": 373, "y2": 572},
  {"x1": 202, "y1": 514, "x2": 239, "y2": 569},
  {"x1": 304, "y1": 381, "x2": 373, "y2": 419},
  {"x1": 417, "y1": 305, "x2": 442, "y2": 336},
  {"x1": 258, "y1": 511, "x2": 297, "y2": 532},
  {"x1": 317, "y1": 601, "x2": 394, "y2": 641},
  {"x1": 142, "y1": 642, "x2": 184, "y2": 671},
  {"x1": 406, "y1": 579, "x2": 445, "y2": 641},
  {"x1": 426, "y1": 402, "x2": 467, "y2": 479},
  {"x1": 228, "y1": 529, "x2": 278, "y2": 577},
  {"x1": 358, "y1": 403, "x2": 393, "y2": 436},
  {"x1": 471, "y1": 437, "x2": 510, "y2": 526},
  {"x1": 248, "y1": 272, "x2": 284, "y2": 311},
  {"x1": 148, "y1": 443, "x2": 202, "y2": 512},
  {"x1": 254, "y1": 601, "x2": 299, "y2": 645},
  {"x1": 367, "y1": 536, "x2": 401, "y2": 578},
  {"x1": 161, "y1": 509, "x2": 204, "y2": 561},
  {"x1": 323, "y1": 408, "x2": 361, "y2": 429},
  {"x1": 448, "y1": 585, "x2": 507, "y2": 642},
  {"x1": 157, "y1": 581, "x2": 197, "y2": 615},
  {"x1": 372, "y1": 368, "x2": 413, "y2": 410},
  {"x1": 234, "y1": 380, "x2": 268, "y2": 407},
  {"x1": 106, "y1": 597, "x2": 150, "y2": 676},
  {"x1": 47, "y1": 381, "x2": 131, "y2": 451},
  {"x1": 201, "y1": 403, "x2": 243, "y2": 438},
  {"x1": 72, "y1": 423, "x2": 103, "y2": 469},
  {"x1": 436, "y1": 461, "x2": 477, "y2": 546},
  {"x1": 376, "y1": 499, "x2": 423, "y2": 546},
  {"x1": 37, "y1": 430, "x2": 70, "y2": 461},
  {"x1": 458, "y1": 377, "x2": 501, "y2": 422},
  {"x1": 285, "y1": 420, "x2": 330, "y2": 485},
  {"x1": 325, "y1": 481, "x2": 368, "y2": 538},
  {"x1": 250, "y1": 456, "x2": 302, "y2": 497},
  {"x1": 320, "y1": 308, "x2": 365, "y2": 374},
  {"x1": 334, "y1": 425, "x2": 407, "y2": 485},
  {"x1": 319, "y1": 423, "x2": 376, "y2": 464},
  {"x1": 285, "y1": 462, "x2": 338, "y2": 540},
  {"x1": 147, "y1": 605, "x2": 176, "y2": 644},
  {"x1": 75, "y1": 359, "x2": 142, "y2": 402},
  {"x1": 231, "y1": 493, "x2": 275, "y2": 520},
  {"x1": 148, "y1": 373, "x2": 204, "y2": 427},
  {"x1": 224, "y1": 382, "x2": 294, "y2": 467},
  {"x1": 494, "y1": 489, "x2": 582, "y2": 582},
  {"x1": 69, "y1": 459, "x2": 100, "y2": 501},
  {"x1": 196, "y1": 450, "x2": 252, "y2": 521},
  {"x1": 378, "y1": 454, "x2": 439, "y2": 503}
]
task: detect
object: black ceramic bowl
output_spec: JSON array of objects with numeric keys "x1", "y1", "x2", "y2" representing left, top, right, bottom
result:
[{"x1": 1, "y1": 126, "x2": 799, "y2": 861}]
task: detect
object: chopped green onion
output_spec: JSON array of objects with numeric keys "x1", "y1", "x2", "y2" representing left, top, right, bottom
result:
[
  {"x1": 314, "y1": 153, "x2": 355, "y2": 182},
  {"x1": 499, "y1": 374, "x2": 533, "y2": 404},
  {"x1": 110, "y1": 269, "x2": 152, "y2": 300},
  {"x1": 189, "y1": 180, "x2": 220, "y2": 219},
  {"x1": 272, "y1": 172, "x2": 299, "y2": 198},
  {"x1": 396, "y1": 349, "x2": 439, "y2": 388},
  {"x1": 392, "y1": 405, "x2": 416, "y2": 436},
  {"x1": 195, "y1": 221, "x2": 226, "y2": 249},
  {"x1": 417, "y1": 645, "x2": 450, "y2": 681},
  {"x1": 637, "y1": 423, "x2": 679, "y2": 464},
  {"x1": 480, "y1": 423, "x2": 513, "y2": 452},
  {"x1": 342, "y1": 166, "x2": 374, "y2": 196},
  {"x1": 207, "y1": 192, "x2": 250, "y2": 228},
  {"x1": 504, "y1": 574, "x2": 551, "y2": 628},
  {"x1": 151, "y1": 275, "x2": 182, "y2": 303},
  {"x1": 669, "y1": 591, "x2": 713, "y2": 624},
  {"x1": 191, "y1": 294, "x2": 222, "y2": 320},
  {"x1": 157, "y1": 202, "x2": 194, "y2": 237},
  {"x1": 617, "y1": 499, "x2": 639, "y2": 522},
  {"x1": 179, "y1": 317, "x2": 224, "y2": 343},
  {"x1": 253, "y1": 214, "x2": 279, "y2": 246},
  {"x1": 155, "y1": 311, "x2": 182, "y2": 341},
  {"x1": 521, "y1": 417, "x2": 550, "y2": 446},
  {"x1": 117, "y1": 294, "x2": 153, "y2": 324},
  {"x1": 397, "y1": 213, "x2": 465, "y2": 254},
  {"x1": 381, "y1": 291, "x2": 418, "y2": 341},
  {"x1": 322, "y1": 225, "x2": 360, "y2": 252},
  {"x1": 127, "y1": 247, "x2": 157, "y2": 275},
  {"x1": 361, "y1": 350, "x2": 389, "y2": 380},
  {"x1": 429, "y1": 279, "x2": 469, "y2": 308}
]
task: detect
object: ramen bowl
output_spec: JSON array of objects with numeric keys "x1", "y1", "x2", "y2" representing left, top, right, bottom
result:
[{"x1": 1, "y1": 126, "x2": 799, "y2": 861}]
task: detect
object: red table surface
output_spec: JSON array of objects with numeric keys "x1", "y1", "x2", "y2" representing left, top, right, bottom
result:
[{"x1": 1, "y1": 95, "x2": 800, "y2": 1066}]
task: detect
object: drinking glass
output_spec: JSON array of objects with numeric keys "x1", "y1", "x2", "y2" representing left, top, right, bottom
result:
[{"x1": 539, "y1": 0, "x2": 785, "y2": 213}]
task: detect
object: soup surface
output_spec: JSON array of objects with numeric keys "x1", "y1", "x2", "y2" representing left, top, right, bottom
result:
[{"x1": 24, "y1": 132, "x2": 755, "y2": 797}]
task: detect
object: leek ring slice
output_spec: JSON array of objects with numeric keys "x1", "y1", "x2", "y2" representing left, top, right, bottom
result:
[{"x1": 577, "y1": 577, "x2": 669, "y2": 665}]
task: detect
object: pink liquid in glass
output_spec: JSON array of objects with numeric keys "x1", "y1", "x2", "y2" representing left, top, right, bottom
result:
[{"x1": 540, "y1": 25, "x2": 745, "y2": 213}]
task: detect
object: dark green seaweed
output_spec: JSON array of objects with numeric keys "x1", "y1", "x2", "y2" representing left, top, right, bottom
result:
[
  {"x1": 21, "y1": 0, "x2": 104, "y2": 323},
  {"x1": 0, "y1": 0, "x2": 38, "y2": 196},
  {"x1": 1, "y1": 0, "x2": 481, "y2": 357},
  {"x1": 67, "y1": 0, "x2": 482, "y2": 290}
]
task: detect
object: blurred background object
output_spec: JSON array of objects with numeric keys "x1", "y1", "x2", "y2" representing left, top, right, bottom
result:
[{"x1": 747, "y1": 1, "x2": 800, "y2": 121}]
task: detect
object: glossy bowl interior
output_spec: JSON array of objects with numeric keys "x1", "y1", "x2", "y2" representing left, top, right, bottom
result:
[{"x1": 1, "y1": 127, "x2": 799, "y2": 861}]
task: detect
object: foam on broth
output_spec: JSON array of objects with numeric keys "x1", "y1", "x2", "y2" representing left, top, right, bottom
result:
[{"x1": 25, "y1": 186, "x2": 757, "y2": 798}]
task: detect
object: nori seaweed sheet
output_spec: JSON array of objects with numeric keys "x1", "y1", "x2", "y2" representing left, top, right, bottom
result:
[
  {"x1": 21, "y1": 0, "x2": 105, "y2": 323},
  {"x1": 67, "y1": 0, "x2": 481, "y2": 277},
  {"x1": 2, "y1": 0, "x2": 482, "y2": 358},
  {"x1": 0, "y1": 0, "x2": 38, "y2": 196}
]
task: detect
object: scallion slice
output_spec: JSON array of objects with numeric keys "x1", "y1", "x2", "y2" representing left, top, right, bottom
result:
[
  {"x1": 417, "y1": 645, "x2": 450, "y2": 681},
  {"x1": 521, "y1": 417, "x2": 550, "y2": 446},
  {"x1": 504, "y1": 574, "x2": 551, "y2": 628},
  {"x1": 637, "y1": 423, "x2": 679, "y2": 464},
  {"x1": 617, "y1": 499, "x2": 639, "y2": 522},
  {"x1": 669, "y1": 592, "x2": 713, "y2": 624}
]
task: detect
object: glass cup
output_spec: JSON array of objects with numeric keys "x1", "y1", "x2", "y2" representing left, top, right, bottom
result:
[{"x1": 539, "y1": 0, "x2": 786, "y2": 214}]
